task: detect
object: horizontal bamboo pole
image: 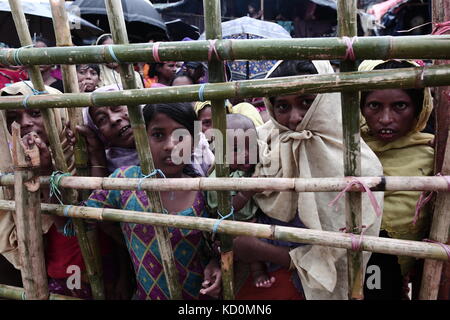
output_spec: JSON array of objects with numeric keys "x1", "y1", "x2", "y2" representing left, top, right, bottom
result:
[
  {"x1": 0, "y1": 175, "x2": 448, "y2": 192},
  {"x1": 0, "y1": 200, "x2": 447, "y2": 262},
  {"x1": 0, "y1": 284, "x2": 81, "y2": 300},
  {"x1": 1, "y1": 36, "x2": 450, "y2": 66},
  {"x1": 1, "y1": 65, "x2": 450, "y2": 110}
]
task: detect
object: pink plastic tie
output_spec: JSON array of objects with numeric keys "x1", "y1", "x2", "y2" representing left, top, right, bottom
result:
[
  {"x1": 207, "y1": 39, "x2": 220, "y2": 62},
  {"x1": 343, "y1": 36, "x2": 357, "y2": 61},
  {"x1": 340, "y1": 226, "x2": 367, "y2": 252},
  {"x1": 423, "y1": 239, "x2": 450, "y2": 261},
  {"x1": 328, "y1": 177, "x2": 382, "y2": 217},
  {"x1": 432, "y1": 21, "x2": 450, "y2": 35},
  {"x1": 413, "y1": 191, "x2": 434, "y2": 225},
  {"x1": 152, "y1": 42, "x2": 161, "y2": 63}
]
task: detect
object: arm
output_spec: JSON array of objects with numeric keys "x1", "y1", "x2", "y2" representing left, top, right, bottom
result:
[{"x1": 76, "y1": 124, "x2": 108, "y2": 177}]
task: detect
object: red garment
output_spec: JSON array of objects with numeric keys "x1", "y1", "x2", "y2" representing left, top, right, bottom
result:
[
  {"x1": 45, "y1": 224, "x2": 113, "y2": 279},
  {"x1": 235, "y1": 268, "x2": 305, "y2": 300},
  {"x1": 0, "y1": 68, "x2": 27, "y2": 89}
]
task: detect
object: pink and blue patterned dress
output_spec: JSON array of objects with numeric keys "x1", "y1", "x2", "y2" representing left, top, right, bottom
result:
[{"x1": 85, "y1": 166, "x2": 210, "y2": 300}]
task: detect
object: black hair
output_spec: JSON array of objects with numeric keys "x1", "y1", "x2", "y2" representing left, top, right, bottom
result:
[
  {"x1": 148, "y1": 62, "x2": 164, "y2": 78},
  {"x1": 360, "y1": 60, "x2": 424, "y2": 117},
  {"x1": 267, "y1": 60, "x2": 318, "y2": 104},
  {"x1": 96, "y1": 34, "x2": 113, "y2": 46},
  {"x1": 143, "y1": 102, "x2": 198, "y2": 137},
  {"x1": 143, "y1": 102, "x2": 201, "y2": 177},
  {"x1": 171, "y1": 70, "x2": 194, "y2": 85},
  {"x1": 76, "y1": 64, "x2": 100, "y2": 76}
]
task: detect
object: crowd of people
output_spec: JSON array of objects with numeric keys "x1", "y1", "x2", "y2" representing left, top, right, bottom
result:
[{"x1": 0, "y1": 30, "x2": 438, "y2": 300}]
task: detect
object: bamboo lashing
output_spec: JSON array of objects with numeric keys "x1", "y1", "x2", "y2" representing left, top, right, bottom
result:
[{"x1": 0, "y1": 284, "x2": 80, "y2": 300}]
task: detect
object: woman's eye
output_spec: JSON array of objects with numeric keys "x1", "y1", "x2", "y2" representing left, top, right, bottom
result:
[
  {"x1": 152, "y1": 132, "x2": 163, "y2": 139},
  {"x1": 394, "y1": 102, "x2": 407, "y2": 110},
  {"x1": 302, "y1": 99, "x2": 314, "y2": 108},
  {"x1": 367, "y1": 102, "x2": 379, "y2": 110},
  {"x1": 275, "y1": 104, "x2": 289, "y2": 112},
  {"x1": 31, "y1": 111, "x2": 41, "y2": 117}
]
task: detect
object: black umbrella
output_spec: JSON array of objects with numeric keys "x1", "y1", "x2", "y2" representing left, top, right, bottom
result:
[
  {"x1": 71, "y1": 0, "x2": 168, "y2": 43},
  {"x1": 165, "y1": 19, "x2": 200, "y2": 41}
]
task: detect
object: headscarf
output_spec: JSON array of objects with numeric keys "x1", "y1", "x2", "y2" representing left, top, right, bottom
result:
[
  {"x1": 82, "y1": 84, "x2": 140, "y2": 173},
  {"x1": 193, "y1": 100, "x2": 264, "y2": 128},
  {"x1": 0, "y1": 81, "x2": 68, "y2": 269},
  {"x1": 359, "y1": 60, "x2": 435, "y2": 275},
  {"x1": 253, "y1": 60, "x2": 384, "y2": 299}
]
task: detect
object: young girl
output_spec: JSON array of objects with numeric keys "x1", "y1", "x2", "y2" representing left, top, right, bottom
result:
[
  {"x1": 234, "y1": 60, "x2": 384, "y2": 300},
  {"x1": 77, "y1": 64, "x2": 100, "y2": 93},
  {"x1": 359, "y1": 60, "x2": 434, "y2": 299},
  {"x1": 84, "y1": 102, "x2": 221, "y2": 300}
]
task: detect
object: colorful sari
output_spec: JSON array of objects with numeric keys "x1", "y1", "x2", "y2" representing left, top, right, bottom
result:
[{"x1": 85, "y1": 166, "x2": 209, "y2": 300}]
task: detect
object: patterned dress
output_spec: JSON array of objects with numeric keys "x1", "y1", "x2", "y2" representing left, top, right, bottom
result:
[{"x1": 85, "y1": 166, "x2": 210, "y2": 300}]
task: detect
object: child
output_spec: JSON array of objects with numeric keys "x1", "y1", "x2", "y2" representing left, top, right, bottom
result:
[
  {"x1": 0, "y1": 81, "x2": 99, "y2": 299},
  {"x1": 84, "y1": 102, "x2": 221, "y2": 300},
  {"x1": 359, "y1": 60, "x2": 434, "y2": 299},
  {"x1": 234, "y1": 60, "x2": 384, "y2": 300},
  {"x1": 206, "y1": 114, "x2": 270, "y2": 288},
  {"x1": 76, "y1": 64, "x2": 100, "y2": 93}
]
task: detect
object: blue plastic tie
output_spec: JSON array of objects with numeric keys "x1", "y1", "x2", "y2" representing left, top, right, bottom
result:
[
  {"x1": 13, "y1": 45, "x2": 32, "y2": 66},
  {"x1": 63, "y1": 205, "x2": 73, "y2": 217},
  {"x1": 49, "y1": 171, "x2": 71, "y2": 204},
  {"x1": 198, "y1": 83, "x2": 206, "y2": 102},
  {"x1": 137, "y1": 169, "x2": 166, "y2": 191},
  {"x1": 108, "y1": 45, "x2": 121, "y2": 63},
  {"x1": 212, "y1": 207, "x2": 234, "y2": 234},
  {"x1": 21, "y1": 81, "x2": 48, "y2": 108},
  {"x1": 63, "y1": 218, "x2": 76, "y2": 237}
]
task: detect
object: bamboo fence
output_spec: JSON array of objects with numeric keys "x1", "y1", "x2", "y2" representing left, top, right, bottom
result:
[{"x1": 0, "y1": 0, "x2": 448, "y2": 301}]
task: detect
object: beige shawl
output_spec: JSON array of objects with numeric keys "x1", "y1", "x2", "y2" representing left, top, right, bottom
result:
[
  {"x1": 0, "y1": 81, "x2": 68, "y2": 269},
  {"x1": 253, "y1": 60, "x2": 384, "y2": 299}
]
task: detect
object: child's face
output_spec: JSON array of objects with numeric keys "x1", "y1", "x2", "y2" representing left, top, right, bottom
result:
[
  {"x1": 228, "y1": 135, "x2": 255, "y2": 173},
  {"x1": 198, "y1": 106, "x2": 212, "y2": 137},
  {"x1": 77, "y1": 65, "x2": 99, "y2": 92},
  {"x1": 146, "y1": 113, "x2": 193, "y2": 177},
  {"x1": 361, "y1": 89, "x2": 417, "y2": 143},
  {"x1": 90, "y1": 106, "x2": 134, "y2": 148},
  {"x1": 6, "y1": 109, "x2": 49, "y2": 144},
  {"x1": 272, "y1": 94, "x2": 316, "y2": 131}
]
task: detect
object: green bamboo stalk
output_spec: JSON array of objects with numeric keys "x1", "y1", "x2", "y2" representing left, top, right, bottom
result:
[
  {"x1": 2, "y1": 35, "x2": 450, "y2": 67},
  {"x1": 1, "y1": 65, "x2": 450, "y2": 110},
  {"x1": 8, "y1": 0, "x2": 104, "y2": 300},
  {"x1": 11, "y1": 123, "x2": 48, "y2": 300},
  {"x1": 337, "y1": 0, "x2": 364, "y2": 300},
  {"x1": 1, "y1": 175, "x2": 449, "y2": 193},
  {"x1": 0, "y1": 200, "x2": 448, "y2": 263},
  {"x1": 203, "y1": 0, "x2": 234, "y2": 300},
  {"x1": 0, "y1": 284, "x2": 81, "y2": 300},
  {"x1": 104, "y1": 0, "x2": 182, "y2": 300},
  {"x1": 49, "y1": 0, "x2": 105, "y2": 297}
]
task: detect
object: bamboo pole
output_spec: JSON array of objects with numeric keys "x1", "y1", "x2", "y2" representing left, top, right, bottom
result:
[
  {"x1": 203, "y1": 0, "x2": 234, "y2": 300},
  {"x1": 1, "y1": 65, "x2": 450, "y2": 110},
  {"x1": 2, "y1": 35, "x2": 450, "y2": 67},
  {"x1": 1, "y1": 175, "x2": 450, "y2": 192},
  {"x1": 49, "y1": 0, "x2": 105, "y2": 299},
  {"x1": 337, "y1": 0, "x2": 364, "y2": 300},
  {"x1": 0, "y1": 284, "x2": 80, "y2": 300},
  {"x1": 11, "y1": 123, "x2": 48, "y2": 300},
  {"x1": 0, "y1": 200, "x2": 448, "y2": 262},
  {"x1": 104, "y1": 0, "x2": 182, "y2": 300},
  {"x1": 419, "y1": 126, "x2": 450, "y2": 300}
]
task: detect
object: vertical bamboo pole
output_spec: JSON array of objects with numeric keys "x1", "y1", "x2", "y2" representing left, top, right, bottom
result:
[
  {"x1": 429, "y1": 0, "x2": 450, "y2": 300},
  {"x1": 8, "y1": 0, "x2": 104, "y2": 300},
  {"x1": 11, "y1": 122, "x2": 48, "y2": 300},
  {"x1": 337, "y1": 0, "x2": 364, "y2": 300},
  {"x1": 104, "y1": 0, "x2": 182, "y2": 300},
  {"x1": 49, "y1": 0, "x2": 105, "y2": 298},
  {"x1": 203, "y1": 0, "x2": 234, "y2": 300},
  {"x1": 419, "y1": 127, "x2": 450, "y2": 300}
]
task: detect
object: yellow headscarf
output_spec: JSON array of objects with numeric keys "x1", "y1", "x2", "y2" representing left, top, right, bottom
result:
[
  {"x1": 193, "y1": 100, "x2": 264, "y2": 128},
  {"x1": 358, "y1": 60, "x2": 435, "y2": 275},
  {"x1": 254, "y1": 60, "x2": 384, "y2": 299}
]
